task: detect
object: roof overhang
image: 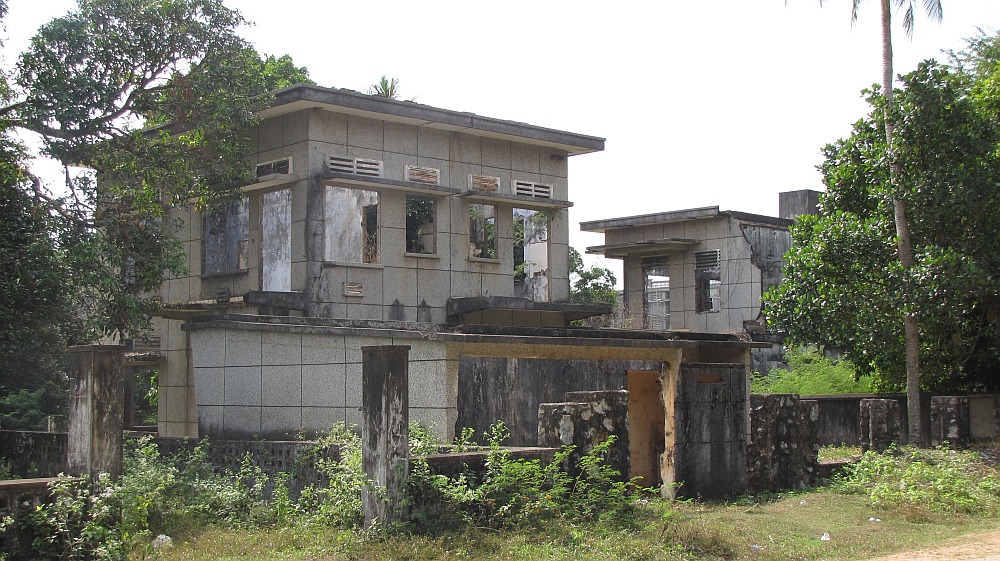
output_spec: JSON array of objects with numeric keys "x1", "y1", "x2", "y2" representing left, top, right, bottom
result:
[
  {"x1": 586, "y1": 238, "x2": 699, "y2": 258},
  {"x1": 259, "y1": 85, "x2": 605, "y2": 156}
]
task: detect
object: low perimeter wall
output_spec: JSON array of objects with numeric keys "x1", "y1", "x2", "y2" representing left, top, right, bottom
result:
[{"x1": 806, "y1": 393, "x2": 999, "y2": 447}]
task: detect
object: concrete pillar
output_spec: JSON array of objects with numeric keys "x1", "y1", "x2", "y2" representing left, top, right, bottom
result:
[
  {"x1": 537, "y1": 390, "x2": 630, "y2": 481},
  {"x1": 931, "y1": 396, "x2": 970, "y2": 448},
  {"x1": 67, "y1": 345, "x2": 125, "y2": 479},
  {"x1": 860, "y1": 398, "x2": 903, "y2": 452},
  {"x1": 361, "y1": 345, "x2": 410, "y2": 528}
]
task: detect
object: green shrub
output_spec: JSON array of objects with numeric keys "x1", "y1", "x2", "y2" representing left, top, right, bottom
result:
[
  {"x1": 752, "y1": 346, "x2": 870, "y2": 395},
  {"x1": 406, "y1": 421, "x2": 645, "y2": 533},
  {"x1": 834, "y1": 445, "x2": 1000, "y2": 515}
]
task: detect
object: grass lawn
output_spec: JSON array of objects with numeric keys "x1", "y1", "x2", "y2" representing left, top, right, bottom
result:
[{"x1": 151, "y1": 488, "x2": 998, "y2": 561}]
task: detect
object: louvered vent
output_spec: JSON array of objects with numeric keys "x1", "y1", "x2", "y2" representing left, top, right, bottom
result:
[
  {"x1": 469, "y1": 174, "x2": 500, "y2": 192},
  {"x1": 343, "y1": 282, "x2": 364, "y2": 297},
  {"x1": 694, "y1": 250, "x2": 721, "y2": 270},
  {"x1": 256, "y1": 157, "x2": 291, "y2": 177},
  {"x1": 328, "y1": 156, "x2": 383, "y2": 177},
  {"x1": 405, "y1": 165, "x2": 440, "y2": 185},
  {"x1": 513, "y1": 180, "x2": 553, "y2": 199}
]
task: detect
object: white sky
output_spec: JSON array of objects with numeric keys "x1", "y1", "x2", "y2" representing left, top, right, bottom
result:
[{"x1": 5, "y1": 0, "x2": 1000, "y2": 278}]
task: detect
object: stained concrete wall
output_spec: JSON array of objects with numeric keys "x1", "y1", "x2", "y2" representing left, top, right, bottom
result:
[
  {"x1": 663, "y1": 362, "x2": 748, "y2": 499},
  {"x1": 457, "y1": 357, "x2": 661, "y2": 446}
]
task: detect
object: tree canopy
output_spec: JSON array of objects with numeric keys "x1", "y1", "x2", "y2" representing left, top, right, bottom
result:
[
  {"x1": 0, "y1": 0, "x2": 312, "y2": 340},
  {"x1": 763, "y1": 35, "x2": 1000, "y2": 392},
  {"x1": 0, "y1": 0, "x2": 312, "y2": 427}
]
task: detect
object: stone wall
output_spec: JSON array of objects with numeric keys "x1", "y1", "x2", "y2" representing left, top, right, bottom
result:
[
  {"x1": 537, "y1": 390, "x2": 630, "y2": 480},
  {"x1": 747, "y1": 394, "x2": 818, "y2": 493}
]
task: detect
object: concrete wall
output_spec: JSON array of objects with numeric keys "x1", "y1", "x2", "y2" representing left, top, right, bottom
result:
[
  {"x1": 457, "y1": 357, "x2": 661, "y2": 446},
  {"x1": 663, "y1": 362, "x2": 748, "y2": 499},
  {"x1": 188, "y1": 323, "x2": 456, "y2": 440}
]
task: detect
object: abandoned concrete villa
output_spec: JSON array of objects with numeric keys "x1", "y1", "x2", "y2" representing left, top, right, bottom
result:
[{"x1": 145, "y1": 84, "x2": 759, "y2": 493}]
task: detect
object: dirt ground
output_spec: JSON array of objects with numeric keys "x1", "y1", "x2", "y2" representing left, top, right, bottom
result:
[{"x1": 866, "y1": 527, "x2": 1000, "y2": 560}]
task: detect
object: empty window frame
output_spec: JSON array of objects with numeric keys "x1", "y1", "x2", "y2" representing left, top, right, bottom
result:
[
  {"x1": 469, "y1": 203, "x2": 497, "y2": 259},
  {"x1": 694, "y1": 249, "x2": 722, "y2": 313},
  {"x1": 405, "y1": 195, "x2": 436, "y2": 254},
  {"x1": 642, "y1": 256, "x2": 670, "y2": 330},
  {"x1": 513, "y1": 208, "x2": 549, "y2": 301},
  {"x1": 203, "y1": 198, "x2": 249, "y2": 274},
  {"x1": 325, "y1": 185, "x2": 379, "y2": 264}
]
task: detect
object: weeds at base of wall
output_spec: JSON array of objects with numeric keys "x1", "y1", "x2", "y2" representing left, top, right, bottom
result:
[
  {"x1": 0, "y1": 422, "x2": 647, "y2": 560},
  {"x1": 404, "y1": 421, "x2": 649, "y2": 533}
]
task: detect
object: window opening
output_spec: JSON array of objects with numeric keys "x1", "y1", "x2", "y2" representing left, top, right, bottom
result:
[
  {"x1": 513, "y1": 208, "x2": 549, "y2": 301},
  {"x1": 642, "y1": 256, "x2": 670, "y2": 330},
  {"x1": 203, "y1": 197, "x2": 249, "y2": 274},
  {"x1": 469, "y1": 203, "x2": 497, "y2": 259},
  {"x1": 325, "y1": 185, "x2": 380, "y2": 264},
  {"x1": 694, "y1": 249, "x2": 722, "y2": 313},
  {"x1": 405, "y1": 196, "x2": 436, "y2": 254}
]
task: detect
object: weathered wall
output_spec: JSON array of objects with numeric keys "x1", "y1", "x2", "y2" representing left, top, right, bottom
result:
[
  {"x1": 457, "y1": 357, "x2": 658, "y2": 446},
  {"x1": 67, "y1": 345, "x2": 124, "y2": 478},
  {"x1": 747, "y1": 394, "x2": 819, "y2": 493},
  {"x1": 664, "y1": 362, "x2": 748, "y2": 499},
  {"x1": 537, "y1": 390, "x2": 630, "y2": 480},
  {"x1": 0, "y1": 431, "x2": 68, "y2": 478}
]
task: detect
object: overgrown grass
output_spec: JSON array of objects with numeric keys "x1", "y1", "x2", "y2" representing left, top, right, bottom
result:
[
  {"x1": 752, "y1": 346, "x2": 871, "y2": 395},
  {"x1": 818, "y1": 445, "x2": 862, "y2": 462},
  {"x1": 152, "y1": 491, "x2": 1000, "y2": 561},
  {"x1": 9, "y1": 428, "x2": 1000, "y2": 561},
  {"x1": 835, "y1": 445, "x2": 1000, "y2": 516}
]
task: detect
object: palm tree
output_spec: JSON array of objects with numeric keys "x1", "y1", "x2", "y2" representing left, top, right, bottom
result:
[
  {"x1": 368, "y1": 75, "x2": 402, "y2": 100},
  {"x1": 839, "y1": 0, "x2": 943, "y2": 445}
]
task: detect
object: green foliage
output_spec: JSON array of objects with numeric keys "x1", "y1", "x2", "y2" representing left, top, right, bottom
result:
[
  {"x1": 406, "y1": 421, "x2": 644, "y2": 533},
  {"x1": 0, "y1": 0, "x2": 313, "y2": 340},
  {"x1": 751, "y1": 347, "x2": 870, "y2": 395},
  {"x1": 368, "y1": 75, "x2": 402, "y2": 100},
  {"x1": 764, "y1": 38, "x2": 1000, "y2": 392},
  {"x1": 569, "y1": 246, "x2": 617, "y2": 305},
  {"x1": 835, "y1": 445, "x2": 1000, "y2": 515}
]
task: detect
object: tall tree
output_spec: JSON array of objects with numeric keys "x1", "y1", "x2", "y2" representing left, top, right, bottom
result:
[
  {"x1": 827, "y1": 0, "x2": 942, "y2": 445},
  {"x1": 0, "y1": 0, "x2": 311, "y2": 339},
  {"x1": 0, "y1": 0, "x2": 312, "y2": 427},
  {"x1": 764, "y1": 45, "x2": 1000, "y2": 401}
]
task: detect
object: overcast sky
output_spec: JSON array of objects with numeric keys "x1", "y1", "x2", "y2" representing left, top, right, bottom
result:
[{"x1": 5, "y1": 0, "x2": 1000, "y2": 276}]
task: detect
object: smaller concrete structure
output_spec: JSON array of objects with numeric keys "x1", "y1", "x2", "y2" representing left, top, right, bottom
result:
[{"x1": 581, "y1": 191, "x2": 820, "y2": 375}]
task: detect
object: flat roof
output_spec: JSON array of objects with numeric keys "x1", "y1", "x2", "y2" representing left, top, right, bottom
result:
[
  {"x1": 259, "y1": 84, "x2": 605, "y2": 156},
  {"x1": 580, "y1": 206, "x2": 792, "y2": 233}
]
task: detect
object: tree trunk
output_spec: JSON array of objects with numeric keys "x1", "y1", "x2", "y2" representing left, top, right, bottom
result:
[{"x1": 881, "y1": 0, "x2": 924, "y2": 446}]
